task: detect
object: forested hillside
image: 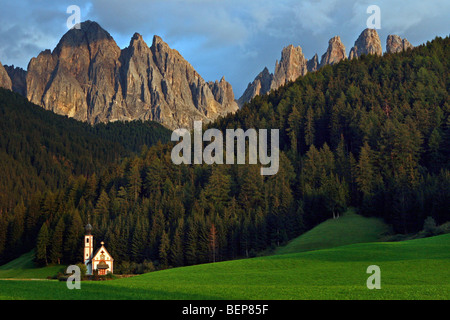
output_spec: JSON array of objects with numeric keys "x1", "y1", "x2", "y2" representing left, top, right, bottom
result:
[
  {"x1": 0, "y1": 89, "x2": 170, "y2": 263},
  {"x1": 216, "y1": 36, "x2": 450, "y2": 232},
  {"x1": 1, "y1": 37, "x2": 449, "y2": 272}
]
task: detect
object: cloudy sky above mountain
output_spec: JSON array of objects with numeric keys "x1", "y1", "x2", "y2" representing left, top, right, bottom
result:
[{"x1": 0, "y1": 0, "x2": 449, "y2": 96}]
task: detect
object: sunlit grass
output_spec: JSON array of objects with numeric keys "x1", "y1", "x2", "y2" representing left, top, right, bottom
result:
[{"x1": 0, "y1": 234, "x2": 448, "y2": 300}]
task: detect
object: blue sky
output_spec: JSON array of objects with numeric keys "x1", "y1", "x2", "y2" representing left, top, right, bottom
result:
[{"x1": 0, "y1": 0, "x2": 449, "y2": 97}]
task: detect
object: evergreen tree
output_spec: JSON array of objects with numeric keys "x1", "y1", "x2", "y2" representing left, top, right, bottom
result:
[
  {"x1": 36, "y1": 223, "x2": 49, "y2": 266},
  {"x1": 356, "y1": 141, "x2": 377, "y2": 197},
  {"x1": 170, "y1": 218, "x2": 185, "y2": 267},
  {"x1": 209, "y1": 223, "x2": 218, "y2": 263},
  {"x1": 49, "y1": 217, "x2": 65, "y2": 264},
  {"x1": 64, "y1": 210, "x2": 83, "y2": 263},
  {"x1": 159, "y1": 230, "x2": 170, "y2": 268}
]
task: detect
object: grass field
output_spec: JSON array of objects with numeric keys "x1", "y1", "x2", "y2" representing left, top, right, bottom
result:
[
  {"x1": 0, "y1": 250, "x2": 65, "y2": 280},
  {"x1": 275, "y1": 209, "x2": 390, "y2": 255},
  {"x1": 0, "y1": 233, "x2": 448, "y2": 300}
]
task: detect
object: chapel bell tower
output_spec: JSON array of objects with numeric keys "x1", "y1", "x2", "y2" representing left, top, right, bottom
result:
[{"x1": 84, "y1": 223, "x2": 93, "y2": 275}]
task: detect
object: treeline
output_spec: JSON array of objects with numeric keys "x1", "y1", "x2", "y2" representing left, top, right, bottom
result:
[
  {"x1": 32, "y1": 144, "x2": 303, "y2": 271},
  {"x1": 2, "y1": 36, "x2": 450, "y2": 269},
  {"x1": 0, "y1": 90, "x2": 170, "y2": 263}
]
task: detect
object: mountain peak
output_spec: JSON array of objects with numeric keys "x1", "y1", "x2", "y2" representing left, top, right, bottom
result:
[
  {"x1": 132, "y1": 32, "x2": 144, "y2": 41},
  {"x1": 53, "y1": 20, "x2": 118, "y2": 59},
  {"x1": 319, "y1": 35, "x2": 346, "y2": 68},
  {"x1": 386, "y1": 34, "x2": 414, "y2": 53},
  {"x1": 3, "y1": 64, "x2": 27, "y2": 96},
  {"x1": 238, "y1": 28, "x2": 416, "y2": 106},
  {"x1": 152, "y1": 35, "x2": 167, "y2": 47},
  {"x1": 280, "y1": 44, "x2": 304, "y2": 60},
  {"x1": 128, "y1": 32, "x2": 148, "y2": 50},
  {"x1": 349, "y1": 28, "x2": 382, "y2": 59},
  {"x1": 79, "y1": 20, "x2": 101, "y2": 30},
  {"x1": 307, "y1": 54, "x2": 319, "y2": 73},
  {"x1": 23, "y1": 23, "x2": 237, "y2": 129},
  {"x1": 0, "y1": 61, "x2": 12, "y2": 90},
  {"x1": 67, "y1": 20, "x2": 112, "y2": 40},
  {"x1": 272, "y1": 44, "x2": 307, "y2": 89},
  {"x1": 237, "y1": 66, "x2": 273, "y2": 108}
]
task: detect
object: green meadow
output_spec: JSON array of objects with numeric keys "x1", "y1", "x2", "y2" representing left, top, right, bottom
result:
[
  {"x1": 0, "y1": 232, "x2": 448, "y2": 299},
  {"x1": 0, "y1": 212, "x2": 448, "y2": 300},
  {"x1": 0, "y1": 250, "x2": 65, "y2": 280},
  {"x1": 275, "y1": 209, "x2": 390, "y2": 255}
]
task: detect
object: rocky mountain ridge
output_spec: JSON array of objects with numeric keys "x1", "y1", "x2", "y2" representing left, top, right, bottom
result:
[
  {"x1": 238, "y1": 28, "x2": 413, "y2": 107},
  {"x1": 0, "y1": 25, "x2": 414, "y2": 124},
  {"x1": 2, "y1": 21, "x2": 238, "y2": 130},
  {"x1": 386, "y1": 35, "x2": 414, "y2": 54},
  {"x1": 0, "y1": 62, "x2": 12, "y2": 90}
]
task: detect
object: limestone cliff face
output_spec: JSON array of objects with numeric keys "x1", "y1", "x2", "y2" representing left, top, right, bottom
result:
[
  {"x1": 319, "y1": 36, "x2": 346, "y2": 68},
  {"x1": 237, "y1": 38, "x2": 347, "y2": 106},
  {"x1": 271, "y1": 45, "x2": 308, "y2": 90},
  {"x1": 25, "y1": 21, "x2": 237, "y2": 129},
  {"x1": 238, "y1": 38, "x2": 345, "y2": 106},
  {"x1": 237, "y1": 67, "x2": 273, "y2": 107},
  {"x1": 237, "y1": 29, "x2": 415, "y2": 106},
  {"x1": 4, "y1": 65, "x2": 27, "y2": 96},
  {"x1": 307, "y1": 54, "x2": 319, "y2": 73},
  {"x1": 237, "y1": 45, "x2": 308, "y2": 107},
  {"x1": 208, "y1": 76, "x2": 239, "y2": 116},
  {"x1": 349, "y1": 28, "x2": 382, "y2": 59},
  {"x1": 386, "y1": 35, "x2": 414, "y2": 53},
  {"x1": 26, "y1": 21, "x2": 118, "y2": 122},
  {"x1": 18, "y1": 22, "x2": 415, "y2": 122},
  {"x1": 0, "y1": 62, "x2": 12, "y2": 90}
]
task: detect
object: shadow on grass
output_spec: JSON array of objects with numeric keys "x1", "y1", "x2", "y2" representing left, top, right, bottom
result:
[{"x1": 0, "y1": 279, "x2": 219, "y2": 300}]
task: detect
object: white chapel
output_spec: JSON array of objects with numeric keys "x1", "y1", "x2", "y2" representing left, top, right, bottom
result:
[{"x1": 84, "y1": 223, "x2": 114, "y2": 275}]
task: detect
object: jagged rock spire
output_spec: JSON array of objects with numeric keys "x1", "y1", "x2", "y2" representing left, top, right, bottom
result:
[
  {"x1": 349, "y1": 28, "x2": 382, "y2": 59},
  {"x1": 0, "y1": 62, "x2": 12, "y2": 90},
  {"x1": 386, "y1": 35, "x2": 414, "y2": 53},
  {"x1": 24, "y1": 20, "x2": 238, "y2": 130},
  {"x1": 319, "y1": 36, "x2": 347, "y2": 68}
]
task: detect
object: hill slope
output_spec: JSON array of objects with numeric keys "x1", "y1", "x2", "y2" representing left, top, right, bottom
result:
[
  {"x1": 0, "y1": 234, "x2": 449, "y2": 300},
  {"x1": 0, "y1": 88, "x2": 170, "y2": 263},
  {"x1": 275, "y1": 209, "x2": 390, "y2": 255},
  {"x1": 0, "y1": 251, "x2": 64, "y2": 279},
  {"x1": 0, "y1": 88, "x2": 170, "y2": 212}
]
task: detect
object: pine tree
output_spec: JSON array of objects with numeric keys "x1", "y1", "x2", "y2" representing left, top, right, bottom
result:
[
  {"x1": 356, "y1": 141, "x2": 376, "y2": 197},
  {"x1": 304, "y1": 106, "x2": 315, "y2": 147},
  {"x1": 185, "y1": 219, "x2": 198, "y2": 266},
  {"x1": 49, "y1": 217, "x2": 65, "y2": 264},
  {"x1": 94, "y1": 190, "x2": 110, "y2": 217},
  {"x1": 131, "y1": 216, "x2": 146, "y2": 262},
  {"x1": 209, "y1": 223, "x2": 218, "y2": 263},
  {"x1": 170, "y1": 219, "x2": 184, "y2": 267},
  {"x1": 203, "y1": 166, "x2": 231, "y2": 214},
  {"x1": 0, "y1": 211, "x2": 7, "y2": 259},
  {"x1": 239, "y1": 165, "x2": 264, "y2": 209},
  {"x1": 64, "y1": 210, "x2": 83, "y2": 263},
  {"x1": 36, "y1": 223, "x2": 49, "y2": 266},
  {"x1": 287, "y1": 105, "x2": 301, "y2": 153},
  {"x1": 7, "y1": 201, "x2": 26, "y2": 253},
  {"x1": 127, "y1": 159, "x2": 142, "y2": 202},
  {"x1": 159, "y1": 230, "x2": 170, "y2": 268},
  {"x1": 148, "y1": 209, "x2": 165, "y2": 259}
]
